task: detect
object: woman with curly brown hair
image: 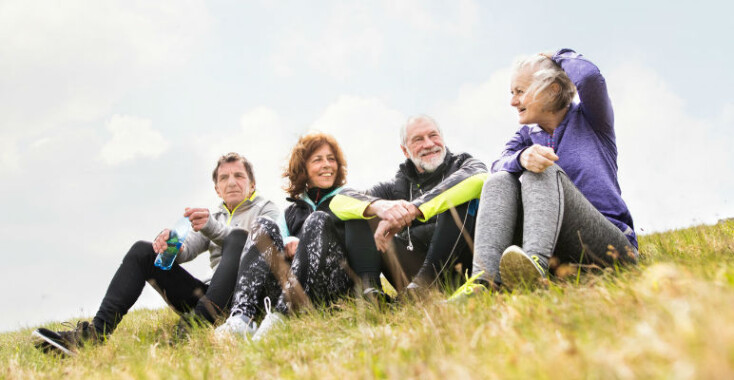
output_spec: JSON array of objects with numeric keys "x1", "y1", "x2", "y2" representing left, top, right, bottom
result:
[{"x1": 216, "y1": 131, "x2": 352, "y2": 341}]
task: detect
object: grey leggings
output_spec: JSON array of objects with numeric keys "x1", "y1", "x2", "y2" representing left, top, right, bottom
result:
[{"x1": 473, "y1": 165, "x2": 638, "y2": 285}]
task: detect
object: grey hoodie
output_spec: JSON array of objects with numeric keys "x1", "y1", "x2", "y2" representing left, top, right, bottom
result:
[{"x1": 176, "y1": 191, "x2": 280, "y2": 270}]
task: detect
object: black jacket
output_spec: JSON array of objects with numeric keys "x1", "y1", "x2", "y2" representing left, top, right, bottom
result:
[{"x1": 329, "y1": 149, "x2": 487, "y2": 224}]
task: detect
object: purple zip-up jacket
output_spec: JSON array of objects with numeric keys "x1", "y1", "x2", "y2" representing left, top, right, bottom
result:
[{"x1": 492, "y1": 48, "x2": 637, "y2": 248}]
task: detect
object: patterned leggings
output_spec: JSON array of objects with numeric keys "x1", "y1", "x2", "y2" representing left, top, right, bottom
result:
[{"x1": 229, "y1": 211, "x2": 352, "y2": 319}]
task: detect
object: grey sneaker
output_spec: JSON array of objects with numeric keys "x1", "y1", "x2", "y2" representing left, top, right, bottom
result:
[
  {"x1": 32, "y1": 321, "x2": 102, "y2": 356},
  {"x1": 252, "y1": 297, "x2": 285, "y2": 342},
  {"x1": 499, "y1": 245, "x2": 547, "y2": 290},
  {"x1": 214, "y1": 314, "x2": 257, "y2": 340}
]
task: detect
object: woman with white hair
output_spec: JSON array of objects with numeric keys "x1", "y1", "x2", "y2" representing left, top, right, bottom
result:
[{"x1": 468, "y1": 48, "x2": 638, "y2": 291}]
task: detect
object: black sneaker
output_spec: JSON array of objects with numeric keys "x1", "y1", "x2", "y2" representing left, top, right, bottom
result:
[
  {"x1": 169, "y1": 313, "x2": 209, "y2": 344},
  {"x1": 32, "y1": 321, "x2": 101, "y2": 356},
  {"x1": 362, "y1": 287, "x2": 394, "y2": 308}
]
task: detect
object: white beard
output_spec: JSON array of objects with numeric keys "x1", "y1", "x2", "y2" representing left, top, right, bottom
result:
[{"x1": 410, "y1": 147, "x2": 446, "y2": 173}]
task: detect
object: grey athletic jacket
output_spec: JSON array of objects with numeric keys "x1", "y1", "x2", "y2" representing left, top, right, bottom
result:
[{"x1": 176, "y1": 191, "x2": 280, "y2": 270}]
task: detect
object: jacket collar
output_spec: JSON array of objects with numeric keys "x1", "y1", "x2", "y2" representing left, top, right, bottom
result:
[
  {"x1": 288, "y1": 187, "x2": 343, "y2": 211},
  {"x1": 219, "y1": 190, "x2": 259, "y2": 215}
]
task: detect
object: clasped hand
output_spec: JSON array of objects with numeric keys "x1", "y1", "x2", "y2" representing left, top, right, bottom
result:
[{"x1": 369, "y1": 200, "x2": 421, "y2": 252}]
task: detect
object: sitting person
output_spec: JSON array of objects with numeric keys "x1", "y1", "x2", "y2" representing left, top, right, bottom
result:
[
  {"x1": 33, "y1": 152, "x2": 279, "y2": 355},
  {"x1": 216, "y1": 132, "x2": 352, "y2": 340},
  {"x1": 471, "y1": 48, "x2": 638, "y2": 291},
  {"x1": 330, "y1": 115, "x2": 487, "y2": 297}
]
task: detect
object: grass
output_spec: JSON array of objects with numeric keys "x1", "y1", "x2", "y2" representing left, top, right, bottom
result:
[{"x1": 2, "y1": 220, "x2": 733, "y2": 379}]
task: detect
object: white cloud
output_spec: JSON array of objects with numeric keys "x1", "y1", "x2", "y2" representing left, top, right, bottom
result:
[
  {"x1": 99, "y1": 115, "x2": 169, "y2": 165},
  {"x1": 270, "y1": 20, "x2": 383, "y2": 80},
  {"x1": 0, "y1": 0, "x2": 211, "y2": 166},
  {"x1": 0, "y1": 137, "x2": 20, "y2": 173},
  {"x1": 385, "y1": 0, "x2": 479, "y2": 37},
  {"x1": 609, "y1": 64, "x2": 734, "y2": 231},
  {"x1": 268, "y1": 0, "x2": 479, "y2": 80}
]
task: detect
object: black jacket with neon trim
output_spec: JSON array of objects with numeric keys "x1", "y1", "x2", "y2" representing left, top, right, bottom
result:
[{"x1": 329, "y1": 149, "x2": 487, "y2": 224}]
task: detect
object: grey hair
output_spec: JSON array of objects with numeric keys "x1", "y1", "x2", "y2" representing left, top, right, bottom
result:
[
  {"x1": 513, "y1": 55, "x2": 576, "y2": 113},
  {"x1": 400, "y1": 114, "x2": 442, "y2": 146}
]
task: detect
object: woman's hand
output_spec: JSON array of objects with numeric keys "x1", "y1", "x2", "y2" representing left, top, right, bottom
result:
[
  {"x1": 284, "y1": 238, "x2": 299, "y2": 260},
  {"x1": 538, "y1": 51, "x2": 554, "y2": 60},
  {"x1": 520, "y1": 144, "x2": 558, "y2": 173}
]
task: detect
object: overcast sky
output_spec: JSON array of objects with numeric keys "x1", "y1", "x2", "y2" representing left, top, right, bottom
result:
[{"x1": 1, "y1": 0, "x2": 732, "y2": 332}]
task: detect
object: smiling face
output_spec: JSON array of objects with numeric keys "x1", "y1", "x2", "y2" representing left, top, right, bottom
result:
[
  {"x1": 510, "y1": 69, "x2": 547, "y2": 125},
  {"x1": 401, "y1": 118, "x2": 446, "y2": 173},
  {"x1": 214, "y1": 160, "x2": 254, "y2": 210},
  {"x1": 306, "y1": 143, "x2": 338, "y2": 189}
]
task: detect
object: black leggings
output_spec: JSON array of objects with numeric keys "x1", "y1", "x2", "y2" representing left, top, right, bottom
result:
[
  {"x1": 345, "y1": 201, "x2": 476, "y2": 291},
  {"x1": 229, "y1": 212, "x2": 352, "y2": 319},
  {"x1": 92, "y1": 230, "x2": 248, "y2": 334}
]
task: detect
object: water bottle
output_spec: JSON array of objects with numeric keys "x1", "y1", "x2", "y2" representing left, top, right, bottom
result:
[{"x1": 154, "y1": 217, "x2": 192, "y2": 270}]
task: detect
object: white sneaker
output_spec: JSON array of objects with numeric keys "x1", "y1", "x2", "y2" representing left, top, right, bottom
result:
[
  {"x1": 214, "y1": 314, "x2": 257, "y2": 340},
  {"x1": 252, "y1": 297, "x2": 285, "y2": 342},
  {"x1": 499, "y1": 245, "x2": 547, "y2": 290}
]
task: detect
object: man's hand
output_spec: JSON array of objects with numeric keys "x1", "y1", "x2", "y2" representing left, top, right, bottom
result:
[
  {"x1": 152, "y1": 229, "x2": 171, "y2": 254},
  {"x1": 373, "y1": 220, "x2": 399, "y2": 253},
  {"x1": 284, "y1": 238, "x2": 299, "y2": 260},
  {"x1": 184, "y1": 208, "x2": 210, "y2": 232},
  {"x1": 520, "y1": 144, "x2": 558, "y2": 173},
  {"x1": 367, "y1": 200, "x2": 419, "y2": 230}
]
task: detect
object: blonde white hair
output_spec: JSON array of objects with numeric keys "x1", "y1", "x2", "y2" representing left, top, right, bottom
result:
[{"x1": 514, "y1": 55, "x2": 577, "y2": 113}]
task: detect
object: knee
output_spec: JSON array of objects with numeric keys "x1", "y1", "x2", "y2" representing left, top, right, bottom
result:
[
  {"x1": 251, "y1": 216, "x2": 279, "y2": 237},
  {"x1": 223, "y1": 228, "x2": 248, "y2": 246},
  {"x1": 484, "y1": 171, "x2": 518, "y2": 192},
  {"x1": 304, "y1": 211, "x2": 331, "y2": 229},
  {"x1": 123, "y1": 240, "x2": 156, "y2": 264},
  {"x1": 221, "y1": 229, "x2": 248, "y2": 258},
  {"x1": 520, "y1": 164, "x2": 563, "y2": 184},
  {"x1": 250, "y1": 216, "x2": 283, "y2": 247}
]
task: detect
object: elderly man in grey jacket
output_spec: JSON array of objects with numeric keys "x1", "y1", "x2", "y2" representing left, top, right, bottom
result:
[{"x1": 33, "y1": 152, "x2": 279, "y2": 355}]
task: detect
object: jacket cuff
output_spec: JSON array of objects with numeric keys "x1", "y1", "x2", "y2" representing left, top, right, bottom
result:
[{"x1": 329, "y1": 194, "x2": 375, "y2": 220}]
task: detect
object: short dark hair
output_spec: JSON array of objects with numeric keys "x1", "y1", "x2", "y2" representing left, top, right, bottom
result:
[
  {"x1": 283, "y1": 132, "x2": 347, "y2": 198},
  {"x1": 212, "y1": 152, "x2": 255, "y2": 185}
]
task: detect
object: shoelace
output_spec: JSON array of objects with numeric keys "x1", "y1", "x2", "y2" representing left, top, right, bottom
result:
[
  {"x1": 263, "y1": 296, "x2": 273, "y2": 316},
  {"x1": 448, "y1": 270, "x2": 487, "y2": 301},
  {"x1": 531, "y1": 255, "x2": 546, "y2": 275}
]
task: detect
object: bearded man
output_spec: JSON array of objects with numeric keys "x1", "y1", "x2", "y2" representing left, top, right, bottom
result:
[{"x1": 330, "y1": 115, "x2": 487, "y2": 297}]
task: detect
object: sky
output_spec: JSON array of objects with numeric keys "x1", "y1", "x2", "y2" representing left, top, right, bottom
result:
[{"x1": 1, "y1": 0, "x2": 732, "y2": 332}]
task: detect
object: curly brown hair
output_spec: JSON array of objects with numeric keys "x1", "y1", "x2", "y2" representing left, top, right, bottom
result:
[{"x1": 283, "y1": 132, "x2": 347, "y2": 198}]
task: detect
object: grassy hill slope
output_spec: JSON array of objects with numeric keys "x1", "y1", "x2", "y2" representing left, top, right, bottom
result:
[{"x1": 2, "y1": 220, "x2": 733, "y2": 379}]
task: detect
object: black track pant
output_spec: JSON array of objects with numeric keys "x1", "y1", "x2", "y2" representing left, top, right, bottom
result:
[
  {"x1": 92, "y1": 230, "x2": 248, "y2": 335},
  {"x1": 345, "y1": 201, "x2": 476, "y2": 291},
  {"x1": 229, "y1": 212, "x2": 352, "y2": 319}
]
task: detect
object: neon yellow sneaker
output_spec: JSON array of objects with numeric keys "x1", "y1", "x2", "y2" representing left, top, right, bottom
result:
[
  {"x1": 499, "y1": 245, "x2": 547, "y2": 290},
  {"x1": 447, "y1": 270, "x2": 488, "y2": 302}
]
